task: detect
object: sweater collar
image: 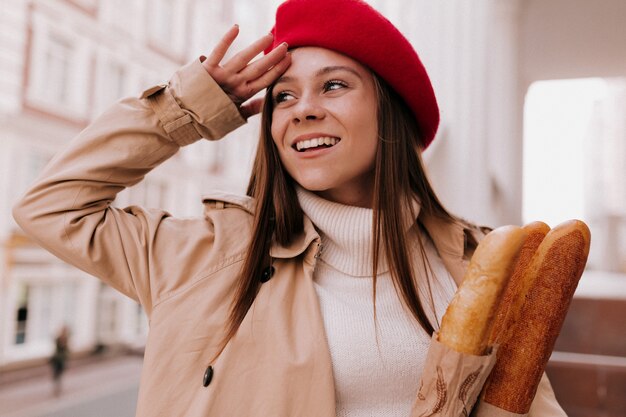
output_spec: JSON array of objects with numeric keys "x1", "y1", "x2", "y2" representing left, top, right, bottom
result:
[{"x1": 295, "y1": 186, "x2": 421, "y2": 277}]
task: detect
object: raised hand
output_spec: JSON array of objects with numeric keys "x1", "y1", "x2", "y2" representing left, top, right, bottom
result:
[{"x1": 202, "y1": 25, "x2": 291, "y2": 119}]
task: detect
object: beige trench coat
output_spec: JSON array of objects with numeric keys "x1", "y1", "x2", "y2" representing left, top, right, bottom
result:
[{"x1": 13, "y1": 59, "x2": 567, "y2": 417}]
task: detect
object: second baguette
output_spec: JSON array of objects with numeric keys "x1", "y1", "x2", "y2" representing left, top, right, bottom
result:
[{"x1": 488, "y1": 221, "x2": 550, "y2": 346}]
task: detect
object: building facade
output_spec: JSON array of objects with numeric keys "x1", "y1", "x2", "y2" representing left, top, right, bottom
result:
[{"x1": 0, "y1": 0, "x2": 278, "y2": 366}]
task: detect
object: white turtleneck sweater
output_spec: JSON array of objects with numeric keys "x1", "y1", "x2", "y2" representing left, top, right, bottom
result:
[{"x1": 296, "y1": 187, "x2": 458, "y2": 417}]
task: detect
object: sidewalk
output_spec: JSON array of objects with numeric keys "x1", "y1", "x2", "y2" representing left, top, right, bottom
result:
[{"x1": 0, "y1": 355, "x2": 143, "y2": 417}]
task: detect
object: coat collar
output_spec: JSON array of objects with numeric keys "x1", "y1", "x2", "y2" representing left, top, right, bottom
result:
[
  {"x1": 418, "y1": 211, "x2": 467, "y2": 286},
  {"x1": 201, "y1": 191, "x2": 255, "y2": 214},
  {"x1": 201, "y1": 191, "x2": 468, "y2": 285},
  {"x1": 201, "y1": 190, "x2": 320, "y2": 260},
  {"x1": 269, "y1": 214, "x2": 321, "y2": 259}
]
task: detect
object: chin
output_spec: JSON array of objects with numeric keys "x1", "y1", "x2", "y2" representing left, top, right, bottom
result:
[
  {"x1": 294, "y1": 180, "x2": 331, "y2": 192},
  {"x1": 292, "y1": 175, "x2": 337, "y2": 192}
]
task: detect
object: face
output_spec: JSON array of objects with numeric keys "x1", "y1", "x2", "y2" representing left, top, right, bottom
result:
[{"x1": 270, "y1": 47, "x2": 379, "y2": 208}]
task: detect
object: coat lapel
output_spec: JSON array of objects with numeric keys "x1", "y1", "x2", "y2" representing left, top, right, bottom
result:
[{"x1": 419, "y1": 212, "x2": 468, "y2": 287}]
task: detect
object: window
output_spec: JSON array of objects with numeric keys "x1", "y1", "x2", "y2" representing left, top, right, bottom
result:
[
  {"x1": 27, "y1": 12, "x2": 90, "y2": 118},
  {"x1": 96, "y1": 284, "x2": 120, "y2": 343},
  {"x1": 523, "y1": 77, "x2": 626, "y2": 272},
  {"x1": 61, "y1": 284, "x2": 77, "y2": 329},
  {"x1": 15, "y1": 149, "x2": 52, "y2": 206},
  {"x1": 15, "y1": 284, "x2": 29, "y2": 344},
  {"x1": 13, "y1": 281, "x2": 78, "y2": 348},
  {"x1": 41, "y1": 34, "x2": 73, "y2": 106},
  {"x1": 109, "y1": 61, "x2": 127, "y2": 102},
  {"x1": 94, "y1": 57, "x2": 128, "y2": 114},
  {"x1": 103, "y1": 0, "x2": 136, "y2": 33},
  {"x1": 150, "y1": 0, "x2": 175, "y2": 44},
  {"x1": 148, "y1": 0, "x2": 187, "y2": 53},
  {"x1": 27, "y1": 151, "x2": 52, "y2": 188},
  {"x1": 33, "y1": 285, "x2": 53, "y2": 342}
]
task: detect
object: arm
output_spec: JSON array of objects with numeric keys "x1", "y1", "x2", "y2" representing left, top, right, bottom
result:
[
  {"x1": 12, "y1": 59, "x2": 243, "y2": 314},
  {"x1": 12, "y1": 28, "x2": 290, "y2": 315}
]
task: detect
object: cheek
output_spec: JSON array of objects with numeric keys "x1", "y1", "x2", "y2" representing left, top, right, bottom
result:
[
  {"x1": 270, "y1": 112, "x2": 288, "y2": 149},
  {"x1": 356, "y1": 113, "x2": 379, "y2": 167},
  {"x1": 269, "y1": 114, "x2": 294, "y2": 173},
  {"x1": 354, "y1": 105, "x2": 379, "y2": 151}
]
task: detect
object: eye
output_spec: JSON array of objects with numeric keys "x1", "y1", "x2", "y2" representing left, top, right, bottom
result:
[
  {"x1": 323, "y1": 79, "x2": 348, "y2": 92},
  {"x1": 273, "y1": 90, "x2": 294, "y2": 104}
]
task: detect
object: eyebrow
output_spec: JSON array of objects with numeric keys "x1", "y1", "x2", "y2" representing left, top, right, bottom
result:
[{"x1": 275, "y1": 65, "x2": 363, "y2": 86}]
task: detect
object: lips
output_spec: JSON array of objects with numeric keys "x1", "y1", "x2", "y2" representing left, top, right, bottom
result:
[{"x1": 291, "y1": 134, "x2": 341, "y2": 152}]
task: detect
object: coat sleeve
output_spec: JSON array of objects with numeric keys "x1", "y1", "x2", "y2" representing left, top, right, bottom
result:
[{"x1": 12, "y1": 58, "x2": 245, "y2": 315}]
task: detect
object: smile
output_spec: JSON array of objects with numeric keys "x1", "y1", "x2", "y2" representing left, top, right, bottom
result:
[{"x1": 294, "y1": 137, "x2": 341, "y2": 152}]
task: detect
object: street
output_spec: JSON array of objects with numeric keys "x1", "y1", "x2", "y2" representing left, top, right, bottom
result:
[{"x1": 0, "y1": 356, "x2": 142, "y2": 417}]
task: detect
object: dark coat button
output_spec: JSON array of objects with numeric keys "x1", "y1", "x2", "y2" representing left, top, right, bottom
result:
[
  {"x1": 260, "y1": 266, "x2": 275, "y2": 283},
  {"x1": 203, "y1": 365, "x2": 214, "y2": 387}
]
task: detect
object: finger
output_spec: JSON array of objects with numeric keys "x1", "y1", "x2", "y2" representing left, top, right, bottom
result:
[
  {"x1": 240, "y1": 42, "x2": 288, "y2": 81},
  {"x1": 206, "y1": 25, "x2": 240, "y2": 66},
  {"x1": 239, "y1": 97, "x2": 265, "y2": 119},
  {"x1": 224, "y1": 33, "x2": 274, "y2": 72},
  {"x1": 246, "y1": 52, "x2": 291, "y2": 92}
]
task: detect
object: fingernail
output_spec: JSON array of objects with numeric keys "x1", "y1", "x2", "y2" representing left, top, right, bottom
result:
[
  {"x1": 281, "y1": 42, "x2": 288, "y2": 48},
  {"x1": 233, "y1": 23, "x2": 239, "y2": 28}
]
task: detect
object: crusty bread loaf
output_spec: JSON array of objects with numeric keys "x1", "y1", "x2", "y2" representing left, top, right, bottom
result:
[
  {"x1": 482, "y1": 220, "x2": 591, "y2": 414},
  {"x1": 438, "y1": 225, "x2": 527, "y2": 355},
  {"x1": 488, "y1": 221, "x2": 550, "y2": 346}
]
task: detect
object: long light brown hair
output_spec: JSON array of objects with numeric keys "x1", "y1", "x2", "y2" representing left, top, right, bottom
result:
[{"x1": 220, "y1": 72, "x2": 463, "y2": 353}]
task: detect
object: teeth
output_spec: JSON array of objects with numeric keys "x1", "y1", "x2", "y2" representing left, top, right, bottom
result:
[{"x1": 296, "y1": 137, "x2": 339, "y2": 151}]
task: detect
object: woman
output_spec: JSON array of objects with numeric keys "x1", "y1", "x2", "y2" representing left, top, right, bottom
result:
[{"x1": 13, "y1": 0, "x2": 566, "y2": 415}]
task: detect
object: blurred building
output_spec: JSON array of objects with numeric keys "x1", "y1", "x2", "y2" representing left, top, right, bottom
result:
[{"x1": 0, "y1": 0, "x2": 278, "y2": 366}]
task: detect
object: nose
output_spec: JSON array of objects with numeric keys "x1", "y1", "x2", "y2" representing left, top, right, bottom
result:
[{"x1": 292, "y1": 94, "x2": 325, "y2": 123}]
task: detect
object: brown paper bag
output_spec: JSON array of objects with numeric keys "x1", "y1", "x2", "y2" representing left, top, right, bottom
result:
[{"x1": 411, "y1": 333, "x2": 498, "y2": 417}]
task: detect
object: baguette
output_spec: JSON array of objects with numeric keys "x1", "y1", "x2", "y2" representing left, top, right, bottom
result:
[
  {"x1": 482, "y1": 219, "x2": 591, "y2": 414},
  {"x1": 488, "y1": 221, "x2": 551, "y2": 346},
  {"x1": 438, "y1": 225, "x2": 527, "y2": 355}
]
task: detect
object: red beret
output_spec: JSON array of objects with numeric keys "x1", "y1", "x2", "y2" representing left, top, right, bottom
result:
[{"x1": 266, "y1": 0, "x2": 439, "y2": 149}]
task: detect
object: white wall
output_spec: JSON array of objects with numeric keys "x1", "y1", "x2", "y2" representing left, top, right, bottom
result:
[
  {"x1": 405, "y1": 0, "x2": 525, "y2": 226},
  {"x1": 521, "y1": 0, "x2": 626, "y2": 84}
]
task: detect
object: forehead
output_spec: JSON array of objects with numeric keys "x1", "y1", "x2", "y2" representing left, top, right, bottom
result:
[{"x1": 282, "y1": 46, "x2": 371, "y2": 79}]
